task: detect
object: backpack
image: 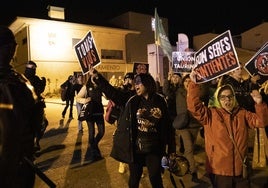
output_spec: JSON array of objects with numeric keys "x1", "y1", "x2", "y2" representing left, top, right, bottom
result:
[
  {"x1": 60, "y1": 86, "x2": 67, "y2": 101},
  {"x1": 105, "y1": 100, "x2": 120, "y2": 124}
]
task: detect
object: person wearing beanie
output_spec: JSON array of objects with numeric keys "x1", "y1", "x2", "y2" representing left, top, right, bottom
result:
[
  {"x1": 0, "y1": 26, "x2": 38, "y2": 187},
  {"x1": 163, "y1": 71, "x2": 181, "y2": 122},
  {"x1": 174, "y1": 73, "x2": 203, "y2": 183}
]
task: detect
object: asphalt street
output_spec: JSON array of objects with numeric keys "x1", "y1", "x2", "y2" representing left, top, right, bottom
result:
[{"x1": 33, "y1": 98, "x2": 268, "y2": 188}]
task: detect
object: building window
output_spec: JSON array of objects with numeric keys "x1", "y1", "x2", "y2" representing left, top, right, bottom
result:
[
  {"x1": 101, "y1": 49, "x2": 123, "y2": 60},
  {"x1": 22, "y1": 37, "x2": 27, "y2": 45}
]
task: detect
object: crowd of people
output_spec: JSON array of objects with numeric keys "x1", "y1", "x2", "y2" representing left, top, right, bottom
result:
[{"x1": 1, "y1": 24, "x2": 268, "y2": 188}]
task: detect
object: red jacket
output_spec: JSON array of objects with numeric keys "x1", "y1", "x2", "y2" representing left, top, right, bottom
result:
[{"x1": 187, "y1": 81, "x2": 268, "y2": 176}]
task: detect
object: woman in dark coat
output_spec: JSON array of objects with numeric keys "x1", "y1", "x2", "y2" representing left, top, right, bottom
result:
[{"x1": 110, "y1": 73, "x2": 174, "y2": 188}]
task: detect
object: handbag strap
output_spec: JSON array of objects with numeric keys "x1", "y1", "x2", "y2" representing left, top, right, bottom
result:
[{"x1": 215, "y1": 109, "x2": 245, "y2": 164}]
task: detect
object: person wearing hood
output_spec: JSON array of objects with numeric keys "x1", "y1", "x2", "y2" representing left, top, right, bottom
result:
[{"x1": 187, "y1": 70, "x2": 268, "y2": 188}]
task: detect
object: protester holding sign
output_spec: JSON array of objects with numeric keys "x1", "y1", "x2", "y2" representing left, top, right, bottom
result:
[
  {"x1": 89, "y1": 69, "x2": 136, "y2": 174},
  {"x1": 187, "y1": 70, "x2": 268, "y2": 188},
  {"x1": 76, "y1": 75, "x2": 105, "y2": 164}
]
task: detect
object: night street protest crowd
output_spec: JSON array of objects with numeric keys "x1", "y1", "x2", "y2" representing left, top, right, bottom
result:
[{"x1": 1, "y1": 24, "x2": 268, "y2": 188}]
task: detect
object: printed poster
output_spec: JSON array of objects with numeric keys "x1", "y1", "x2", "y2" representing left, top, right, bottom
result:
[
  {"x1": 172, "y1": 51, "x2": 195, "y2": 73},
  {"x1": 74, "y1": 31, "x2": 101, "y2": 75},
  {"x1": 193, "y1": 30, "x2": 240, "y2": 83},
  {"x1": 244, "y1": 42, "x2": 268, "y2": 84}
]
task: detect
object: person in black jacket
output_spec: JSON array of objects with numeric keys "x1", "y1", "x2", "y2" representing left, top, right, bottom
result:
[
  {"x1": 108, "y1": 73, "x2": 174, "y2": 188},
  {"x1": 0, "y1": 25, "x2": 38, "y2": 188},
  {"x1": 24, "y1": 60, "x2": 47, "y2": 151},
  {"x1": 61, "y1": 75, "x2": 75, "y2": 119},
  {"x1": 76, "y1": 75, "x2": 105, "y2": 163},
  {"x1": 90, "y1": 69, "x2": 136, "y2": 174}
]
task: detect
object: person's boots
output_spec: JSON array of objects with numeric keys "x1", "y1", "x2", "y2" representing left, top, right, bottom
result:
[
  {"x1": 84, "y1": 146, "x2": 95, "y2": 164},
  {"x1": 69, "y1": 113, "x2": 73, "y2": 119}
]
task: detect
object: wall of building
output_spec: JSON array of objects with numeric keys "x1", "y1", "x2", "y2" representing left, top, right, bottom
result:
[
  {"x1": 110, "y1": 11, "x2": 168, "y2": 64},
  {"x1": 241, "y1": 22, "x2": 268, "y2": 51},
  {"x1": 10, "y1": 17, "x2": 138, "y2": 96}
]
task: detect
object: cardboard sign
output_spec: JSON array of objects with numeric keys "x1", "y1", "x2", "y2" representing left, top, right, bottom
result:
[
  {"x1": 133, "y1": 63, "x2": 149, "y2": 75},
  {"x1": 172, "y1": 51, "x2": 194, "y2": 73},
  {"x1": 193, "y1": 30, "x2": 240, "y2": 83},
  {"x1": 244, "y1": 42, "x2": 268, "y2": 84},
  {"x1": 74, "y1": 31, "x2": 101, "y2": 75}
]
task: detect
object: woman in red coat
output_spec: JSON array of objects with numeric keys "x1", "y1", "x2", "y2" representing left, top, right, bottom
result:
[{"x1": 187, "y1": 71, "x2": 268, "y2": 188}]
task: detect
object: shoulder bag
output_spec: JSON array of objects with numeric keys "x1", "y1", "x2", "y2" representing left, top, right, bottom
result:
[{"x1": 78, "y1": 102, "x2": 92, "y2": 121}]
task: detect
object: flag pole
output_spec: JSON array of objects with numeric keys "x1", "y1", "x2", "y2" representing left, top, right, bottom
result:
[
  {"x1": 156, "y1": 40, "x2": 160, "y2": 80},
  {"x1": 154, "y1": 8, "x2": 160, "y2": 81}
]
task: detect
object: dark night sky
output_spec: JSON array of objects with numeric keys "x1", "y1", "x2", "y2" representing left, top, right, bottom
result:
[{"x1": 1, "y1": 0, "x2": 267, "y2": 46}]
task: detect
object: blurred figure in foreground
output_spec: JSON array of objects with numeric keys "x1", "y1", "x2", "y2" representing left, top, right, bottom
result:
[{"x1": 0, "y1": 25, "x2": 37, "y2": 188}]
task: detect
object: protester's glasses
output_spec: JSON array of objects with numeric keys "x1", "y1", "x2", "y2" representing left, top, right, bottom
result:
[{"x1": 219, "y1": 95, "x2": 234, "y2": 101}]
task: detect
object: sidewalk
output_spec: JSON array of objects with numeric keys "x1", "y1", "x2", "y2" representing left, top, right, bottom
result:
[{"x1": 34, "y1": 98, "x2": 268, "y2": 188}]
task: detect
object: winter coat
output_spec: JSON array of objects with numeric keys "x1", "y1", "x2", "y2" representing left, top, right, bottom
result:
[
  {"x1": 175, "y1": 87, "x2": 201, "y2": 129},
  {"x1": 110, "y1": 93, "x2": 171, "y2": 163},
  {"x1": 187, "y1": 81, "x2": 268, "y2": 176}
]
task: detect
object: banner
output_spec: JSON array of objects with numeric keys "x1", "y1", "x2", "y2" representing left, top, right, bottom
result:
[
  {"x1": 193, "y1": 30, "x2": 240, "y2": 83},
  {"x1": 74, "y1": 31, "x2": 101, "y2": 75},
  {"x1": 244, "y1": 42, "x2": 268, "y2": 84},
  {"x1": 154, "y1": 8, "x2": 173, "y2": 62}
]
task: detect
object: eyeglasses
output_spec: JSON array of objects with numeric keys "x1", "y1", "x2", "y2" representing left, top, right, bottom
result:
[{"x1": 219, "y1": 95, "x2": 234, "y2": 101}]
